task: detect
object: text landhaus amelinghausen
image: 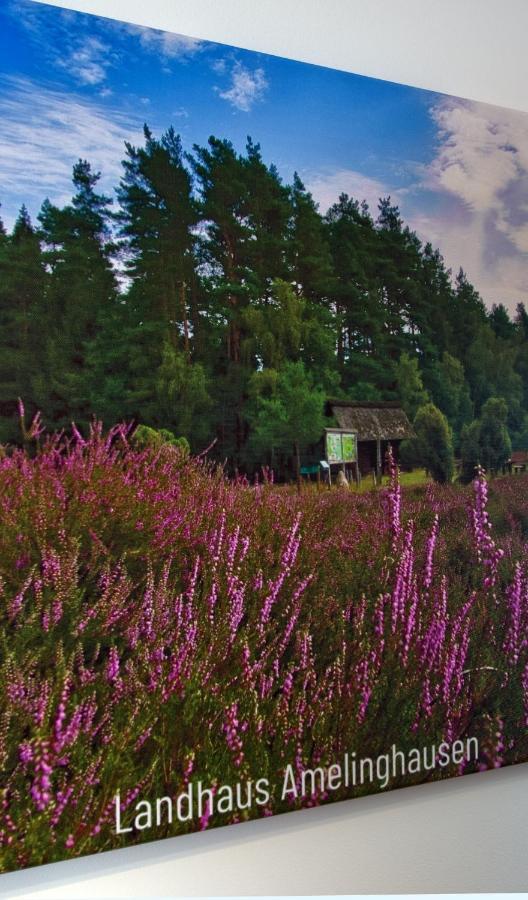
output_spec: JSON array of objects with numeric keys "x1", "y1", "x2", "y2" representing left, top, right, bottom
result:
[{"x1": 114, "y1": 737, "x2": 479, "y2": 834}]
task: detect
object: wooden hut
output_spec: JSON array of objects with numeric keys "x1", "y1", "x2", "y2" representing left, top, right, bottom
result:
[
  {"x1": 510, "y1": 450, "x2": 528, "y2": 474},
  {"x1": 326, "y1": 401, "x2": 415, "y2": 477}
]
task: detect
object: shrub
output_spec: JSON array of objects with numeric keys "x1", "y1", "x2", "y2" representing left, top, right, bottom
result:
[
  {"x1": 413, "y1": 402, "x2": 454, "y2": 484},
  {"x1": 132, "y1": 424, "x2": 190, "y2": 455},
  {"x1": 460, "y1": 419, "x2": 481, "y2": 484},
  {"x1": 479, "y1": 397, "x2": 511, "y2": 474},
  {"x1": 398, "y1": 437, "x2": 421, "y2": 471}
]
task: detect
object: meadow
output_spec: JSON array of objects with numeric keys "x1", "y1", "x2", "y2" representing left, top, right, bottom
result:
[{"x1": 1, "y1": 423, "x2": 528, "y2": 871}]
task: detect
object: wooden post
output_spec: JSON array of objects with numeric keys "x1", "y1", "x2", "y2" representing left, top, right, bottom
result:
[{"x1": 376, "y1": 438, "x2": 382, "y2": 479}]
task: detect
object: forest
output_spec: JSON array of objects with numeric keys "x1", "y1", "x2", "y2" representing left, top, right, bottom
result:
[{"x1": 1, "y1": 125, "x2": 527, "y2": 476}]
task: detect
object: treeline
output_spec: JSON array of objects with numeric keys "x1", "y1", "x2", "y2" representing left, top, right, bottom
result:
[{"x1": 1, "y1": 125, "x2": 527, "y2": 472}]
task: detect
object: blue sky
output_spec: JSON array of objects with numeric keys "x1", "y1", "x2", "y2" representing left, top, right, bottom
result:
[{"x1": 1, "y1": 0, "x2": 528, "y2": 311}]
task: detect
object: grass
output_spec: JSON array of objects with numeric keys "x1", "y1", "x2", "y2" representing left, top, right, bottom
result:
[{"x1": 353, "y1": 468, "x2": 430, "y2": 492}]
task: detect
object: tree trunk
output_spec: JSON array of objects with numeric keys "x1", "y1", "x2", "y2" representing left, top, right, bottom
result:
[
  {"x1": 336, "y1": 302, "x2": 344, "y2": 368},
  {"x1": 294, "y1": 440, "x2": 301, "y2": 494},
  {"x1": 180, "y1": 281, "x2": 190, "y2": 357}
]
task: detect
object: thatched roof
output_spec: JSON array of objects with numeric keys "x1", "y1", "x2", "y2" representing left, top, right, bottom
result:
[{"x1": 328, "y1": 401, "x2": 415, "y2": 442}]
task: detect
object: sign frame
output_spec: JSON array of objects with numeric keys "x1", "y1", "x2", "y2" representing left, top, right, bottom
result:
[{"x1": 324, "y1": 428, "x2": 358, "y2": 465}]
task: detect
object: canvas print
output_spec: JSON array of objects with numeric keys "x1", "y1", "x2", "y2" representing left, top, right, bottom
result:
[{"x1": 1, "y1": 0, "x2": 528, "y2": 874}]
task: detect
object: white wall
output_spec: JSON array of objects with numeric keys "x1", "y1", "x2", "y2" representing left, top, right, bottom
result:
[
  {"x1": 30, "y1": 0, "x2": 528, "y2": 112},
  {"x1": 7, "y1": 2, "x2": 528, "y2": 895}
]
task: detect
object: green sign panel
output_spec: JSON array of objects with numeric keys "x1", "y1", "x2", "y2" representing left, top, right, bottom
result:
[
  {"x1": 326, "y1": 431, "x2": 343, "y2": 463},
  {"x1": 325, "y1": 431, "x2": 357, "y2": 463},
  {"x1": 341, "y1": 433, "x2": 357, "y2": 462}
]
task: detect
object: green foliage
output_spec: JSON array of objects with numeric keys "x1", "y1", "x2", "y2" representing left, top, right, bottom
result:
[
  {"x1": 36, "y1": 162, "x2": 117, "y2": 431},
  {"x1": 479, "y1": 397, "x2": 512, "y2": 474},
  {"x1": 131, "y1": 423, "x2": 189, "y2": 455},
  {"x1": 0, "y1": 206, "x2": 46, "y2": 442},
  {"x1": 131, "y1": 424, "x2": 163, "y2": 449},
  {"x1": 2, "y1": 124, "x2": 528, "y2": 475},
  {"x1": 395, "y1": 352, "x2": 429, "y2": 420},
  {"x1": 460, "y1": 419, "x2": 481, "y2": 484},
  {"x1": 426, "y1": 351, "x2": 473, "y2": 447},
  {"x1": 290, "y1": 172, "x2": 333, "y2": 301},
  {"x1": 459, "y1": 398, "x2": 512, "y2": 481},
  {"x1": 399, "y1": 437, "x2": 422, "y2": 471},
  {"x1": 155, "y1": 342, "x2": 211, "y2": 446},
  {"x1": 513, "y1": 415, "x2": 528, "y2": 451},
  {"x1": 489, "y1": 303, "x2": 516, "y2": 341},
  {"x1": 247, "y1": 361, "x2": 326, "y2": 477},
  {"x1": 466, "y1": 326, "x2": 523, "y2": 422},
  {"x1": 413, "y1": 403, "x2": 455, "y2": 484}
]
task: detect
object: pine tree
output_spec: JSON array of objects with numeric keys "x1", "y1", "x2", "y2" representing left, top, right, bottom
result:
[
  {"x1": 191, "y1": 136, "x2": 252, "y2": 365},
  {"x1": 449, "y1": 269, "x2": 488, "y2": 361},
  {"x1": 395, "y1": 352, "x2": 429, "y2": 420},
  {"x1": 489, "y1": 303, "x2": 516, "y2": 341},
  {"x1": 0, "y1": 206, "x2": 46, "y2": 442},
  {"x1": 37, "y1": 161, "x2": 117, "y2": 430},
  {"x1": 417, "y1": 243, "x2": 455, "y2": 360},
  {"x1": 426, "y1": 351, "x2": 473, "y2": 449},
  {"x1": 118, "y1": 126, "x2": 198, "y2": 349},
  {"x1": 191, "y1": 136, "x2": 263, "y2": 460},
  {"x1": 289, "y1": 172, "x2": 333, "y2": 303},
  {"x1": 243, "y1": 138, "x2": 291, "y2": 300},
  {"x1": 109, "y1": 127, "x2": 210, "y2": 445},
  {"x1": 326, "y1": 194, "x2": 387, "y2": 390},
  {"x1": 375, "y1": 197, "x2": 423, "y2": 366},
  {"x1": 515, "y1": 302, "x2": 528, "y2": 339}
]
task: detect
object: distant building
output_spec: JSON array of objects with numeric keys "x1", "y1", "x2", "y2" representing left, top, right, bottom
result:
[
  {"x1": 510, "y1": 450, "x2": 528, "y2": 474},
  {"x1": 325, "y1": 400, "x2": 415, "y2": 477}
]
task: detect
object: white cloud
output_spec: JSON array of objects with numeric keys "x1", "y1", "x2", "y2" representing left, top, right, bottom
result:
[
  {"x1": 58, "y1": 35, "x2": 112, "y2": 86},
  {"x1": 12, "y1": 3, "x2": 202, "y2": 87},
  {"x1": 420, "y1": 96, "x2": 528, "y2": 310},
  {"x1": 217, "y1": 62, "x2": 268, "y2": 112},
  {"x1": 305, "y1": 101, "x2": 528, "y2": 312},
  {"x1": 307, "y1": 168, "x2": 401, "y2": 216},
  {"x1": 507, "y1": 223, "x2": 528, "y2": 255},
  {"x1": 306, "y1": 156, "x2": 528, "y2": 313},
  {"x1": 10, "y1": 2, "x2": 114, "y2": 87},
  {"x1": 411, "y1": 209, "x2": 528, "y2": 311},
  {"x1": 427, "y1": 98, "x2": 522, "y2": 211},
  {"x1": 0, "y1": 76, "x2": 144, "y2": 229},
  {"x1": 127, "y1": 25, "x2": 203, "y2": 60},
  {"x1": 211, "y1": 58, "x2": 227, "y2": 75},
  {"x1": 425, "y1": 98, "x2": 528, "y2": 251}
]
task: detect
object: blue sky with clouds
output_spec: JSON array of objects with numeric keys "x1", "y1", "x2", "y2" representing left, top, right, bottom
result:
[{"x1": 1, "y1": 0, "x2": 528, "y2": 311}]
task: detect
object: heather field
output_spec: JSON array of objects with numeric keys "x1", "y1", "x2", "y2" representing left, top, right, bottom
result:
[{"x1": 1, "y1": 424, "x2": 528, "y2": 871}]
